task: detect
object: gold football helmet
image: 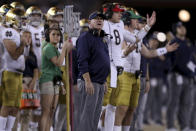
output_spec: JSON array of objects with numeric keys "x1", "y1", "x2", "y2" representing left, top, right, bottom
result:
[
  {"x1": 0, "y1": 4, "x2": 13, "y2": 16},
  {"x1": 46, "y1": 7, "x2": 63, "y2": 21},
  {"x1": 123, "y1": 7, "x2": 140, "y2": 16},
  {"x1": 26, "y1": 6, "x2": 42, "y2": 17},
  {"x1": 5, "y1": 8, "x2": 25, "y2": 29},
  {"x1": 79, "y1": 19, "x2": 88, "y2": 27},
  {"x1": 26, "y1": 6, "x2": 43, "y2": 26},
  {"x1": 10, "y1": 2, "x2": 25, "y2": 11}
]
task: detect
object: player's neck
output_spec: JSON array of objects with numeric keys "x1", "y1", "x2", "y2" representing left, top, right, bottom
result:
[
  {"x1": 108, "y1": 19, "x2": 119, "y2": 24},
  {"x1": 124, "y1": 25, "x2": 134, "y2": 33}
]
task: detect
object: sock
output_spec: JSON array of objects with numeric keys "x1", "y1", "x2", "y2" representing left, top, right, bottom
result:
[
  {"x1": 104, "y1": 104, "x2": 116, "y2": 131},
  {"x1": 113, "y1": 126, "x2": 121, "y2": 131},
  {"x1": 29, "y1": 121, "x2": 38, "y2": 128},
  {"x1": 98, "y1": 119, "x2": 102, "y2": 130},
  {"x1": 0, "y1": 116, "x2": 7, "y2": 130},
  {"x1": 122, "y1": 126, "x2": 130, "y2": 131},
  {"x1": 102, "y1": 106, "x2": 106, "y2": 111},
  {"x1": 50, "y1": 126, "x2": 53, "y2": 131},
  {"x1": 101, "y1": 126, "x2": 105, "y2": 131},
  {"x1": 5, "y1": 116, "x2": 16, "y2": 131}
]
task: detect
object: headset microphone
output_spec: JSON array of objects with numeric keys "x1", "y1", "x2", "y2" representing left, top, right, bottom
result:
[{"x1": 104, "y1": 33, "x2": 113, "y2": 39}]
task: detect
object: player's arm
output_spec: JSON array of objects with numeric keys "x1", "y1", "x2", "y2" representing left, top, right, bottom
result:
[
  {"x1": 3, "y1": 31, "x2": 31, "y2": 60},
  {"x1": 3, "y1": 40, "x2": 25, "y2": 60},
  {"x1": 141, "y1": 42, "x2": 179, "y2": 58}
]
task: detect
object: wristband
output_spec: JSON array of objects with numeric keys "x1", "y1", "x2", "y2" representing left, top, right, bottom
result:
[
  {"x1": 156, "y1": 47, "x2": 167, "y2": 56},
  {"x1": 144, "y1": 24, "x2": 151, "y2": 32}
]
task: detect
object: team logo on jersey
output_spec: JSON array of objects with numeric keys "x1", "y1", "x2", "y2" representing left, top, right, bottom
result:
[{"x1": 6, "y1": 31, "x2": 12, "y2": 37}]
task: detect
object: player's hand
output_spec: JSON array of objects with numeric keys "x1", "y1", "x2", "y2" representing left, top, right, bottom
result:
[
  {"x1": 127, "y1": 44, "x2": 137, "y2": 53},
  {"x1": 21, "y1": 32, "x2": 32, "y2": 46},
  {"x1": 124, "y1": 44, "x2": 137, "y2": 56},
  {"x1": 147, "y1": 11, "x2": 156, "y2": 27},
  {"x1": 85, "y1": 80, "x2": 94, "y2": 95},
  {"x1": 166, "y1": 42, "x2": 179, "y2": 52}
]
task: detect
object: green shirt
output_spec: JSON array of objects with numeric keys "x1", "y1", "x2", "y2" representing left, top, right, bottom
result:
[
  {"x1": 42, "y1": 40, "x2": 48, "y2": 50},
  {"x1": 39, "y1": 42, "x2": 62, "y2": 84}
]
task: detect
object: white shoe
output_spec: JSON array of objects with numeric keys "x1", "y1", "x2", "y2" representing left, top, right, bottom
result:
[
  {"x1": 50, "y1": 127, "x2": 53, "y2": 131},
  {"x1": 165, "y1": 128, "x2": 178, "y2": 131},
  {"x1": 17, "y1": 123, "x2": 21, "y2": 131}
]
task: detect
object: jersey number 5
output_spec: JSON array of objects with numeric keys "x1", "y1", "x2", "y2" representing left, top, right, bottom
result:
[{"x1": 34, "y1": 33, "x2": 41, "y2": 47}]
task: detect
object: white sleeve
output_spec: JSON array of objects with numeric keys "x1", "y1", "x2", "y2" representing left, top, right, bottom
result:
[
  {"x1": 2, "y1": 28, "x2": 20, "y2": 47},
  {"x1": 102, "y1": 20, "x2": 110, "y2": 34},
  {"x1": 123, "y1": 29, "x2": 136, "y2": 44},
  {"x1": 135, "y1": 25, "x2": 151, "y2": 40},
  {"x1": 2, "y1": 28, "x2": 17, "y2": 40}
]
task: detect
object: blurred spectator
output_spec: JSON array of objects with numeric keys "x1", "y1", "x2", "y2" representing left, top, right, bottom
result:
[{"x1": 166, "y1": 22, "x2": 195, "y2": 131}]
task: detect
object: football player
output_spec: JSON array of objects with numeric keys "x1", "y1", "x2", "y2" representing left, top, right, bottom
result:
[
  {"x1": 101, "y1": 3, "x2": 156, "y2": 131},
  {"x1": 0, "y1": 8, "x2": 31, "y2": 131},
  {"x1": 25, "y1": 6, "x2": 44, "y2": 69}
]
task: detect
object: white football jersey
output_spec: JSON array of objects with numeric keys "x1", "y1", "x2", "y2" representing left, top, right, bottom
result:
[
  {"x1": 103, "y1": 20, "x2": 124, "y2": 66},
  {"x1": 26, "y1": 24, "x2": 44, "y2": 69},
  {"x1": 2, "y1": 28, "x2": 25, "y2": 73},
  {"x1": 123, "y1": 30, "x2": 142, "y2": 73}
]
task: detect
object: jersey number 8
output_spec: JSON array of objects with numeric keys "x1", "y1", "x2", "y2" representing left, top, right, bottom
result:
[{"x1": 113, "y1": 30, "x2": 121, "y2": 45}]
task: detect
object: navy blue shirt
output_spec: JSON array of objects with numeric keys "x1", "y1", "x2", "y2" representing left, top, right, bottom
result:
[
  {"x1": 167, "y1": 37, "x2": 194, "y2": 78},
  {"x1": 149, "y1": 57, "x2": 168, "y2": 78},
  {"x1": 76, "y1": 31, "x2": 110, "y2": 84},
  {"x1": 23, "y1": 51, "x2": 38, "y2": 77}
]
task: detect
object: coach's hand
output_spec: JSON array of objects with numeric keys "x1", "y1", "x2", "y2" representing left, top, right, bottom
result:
[{"x1": 85, "y1": 81, "x2": 94, "y2": 95}]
